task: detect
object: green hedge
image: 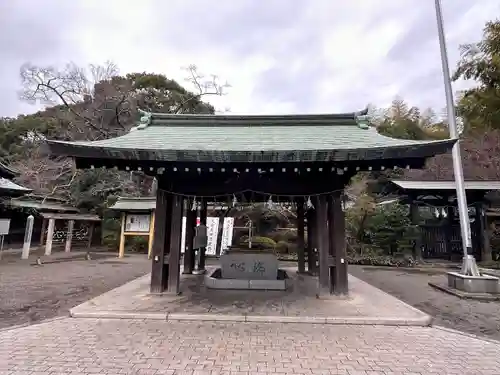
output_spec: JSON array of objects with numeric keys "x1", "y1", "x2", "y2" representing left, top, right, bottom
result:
[
  {"x1": 240, "y1": 236, "x2": 277, "y2": 250},
  {"x1": 346, "y1": 196, "x2": 418, "y2": 257}
]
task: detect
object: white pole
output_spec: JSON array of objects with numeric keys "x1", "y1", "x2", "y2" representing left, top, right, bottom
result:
[
  {"x1": 45, "y1": 218, "x2": 55, "y2": 256},
  {"x1": 434, "y1": 0, "x2": 478, "y2": 275},
  {"x1": 65, "y1": 220, "x2": 74, "y2": 253},
  {"x1": 22, "y1": 215, "x2": 34, "y2": 259}
]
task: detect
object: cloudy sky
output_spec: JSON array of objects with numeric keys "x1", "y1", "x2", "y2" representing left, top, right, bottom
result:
[{"x1": 0, "y1": 0, "x2": 498, "y2": 117}]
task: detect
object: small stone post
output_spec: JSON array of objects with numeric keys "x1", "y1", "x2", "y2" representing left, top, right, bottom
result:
[
  {"x1": 21, "y1": 215, "x2": 34, "y2": 260},
  {"x1": 45, "y1": 218, "x2": 55, "y2": 256},
  {"x1": 65, "y1": 220, "x2": 74, "y2": 253}
]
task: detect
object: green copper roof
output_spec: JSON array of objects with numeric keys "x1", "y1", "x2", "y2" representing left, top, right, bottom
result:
[
  {"x1": 109, "y1": 197, "x2": 156, "y2": 211},
  {"x1": 9, "y1": 196, "x2": 78, "y2": 212},
  {"x1": 0, "y1": 162, "x2": 18, "y2": 179},
  {"x1": 391, "y1": 180, "x2": 500, "y2": 191},
  {"x1": 0, "y1": 178, "x2": 31, "y2": 195},
  {"x1": 47, "y1": 109, "x2": 456, "y2": 163}
]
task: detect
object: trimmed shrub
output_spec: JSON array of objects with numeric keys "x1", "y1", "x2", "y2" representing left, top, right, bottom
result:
[
  {"x1": 129, "y1": 236, "x2": 148, "y2": 253},
  {"x1": 275, "y1": 240, "x2": 289, "y2": 254},
  {"x1": 243, "y1": 236, "x2": 276, "y2": 250},
  {"x1": 347, "y1": 254, "x2": 415, "y2": 267},
  {"x1": 268, "y1": 230, "x2": 298, "y2": 244}
]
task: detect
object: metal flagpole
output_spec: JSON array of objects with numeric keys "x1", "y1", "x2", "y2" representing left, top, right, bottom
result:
[{"x1": 434, "y1": 0, "x2": 479, "y2": 276}]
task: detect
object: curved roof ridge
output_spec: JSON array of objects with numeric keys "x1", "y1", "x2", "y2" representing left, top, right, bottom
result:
[
  {"x1": 0, "y1": 161, "x2": 19, "y2": 179},
  {"x1": 136, "y1": 107, "x2": 369, "y2": 127}
]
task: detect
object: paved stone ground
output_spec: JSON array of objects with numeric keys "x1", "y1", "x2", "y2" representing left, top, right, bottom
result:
[
  {"x1": 70, "y1": 265, "x2": 429, "y2": 325},
  {"x1": 0, "y1": 252, "x2": 151, "y2": 329},
  {"x1": 1, "y1": 317, "x2": 499, "y2": 374},
  {"x1": 349, "y1": 265, "x2": 500, "y2": 341}
]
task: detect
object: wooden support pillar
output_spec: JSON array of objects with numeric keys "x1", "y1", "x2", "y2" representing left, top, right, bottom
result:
[
  {"x1": 409, "y1": 200, "x2": 422, "y2": 261},
  {"x1": 65, "y1": 220, "x2": 74, "y2": 253},
  {"x1": 444, "y1": 206, "x2": 453, "y2": 261},
  {"x1": 306, "y1": 209, "x2": 317, "y2": 274},
  {"x1": 477, "y1": 202, "x2": 491, "y2": 262},
  {"x1": 44, "y1": 218, "x2": 55, "y2": 256},
  {"x1": 39, "y1": 218, "x2": 47, "y2": 246},
  {"x1": 183, "y1": 200, "x2": 197, "y2": 274},
  {"x1": 168, "y1": 194, "x2": 183, "y2": 294},
  {"x1": 316, "y1": 195, "x2": 330, "y2": 294},
  {"x1": 197, "y1": 201, "x2": 208, "y2": 271},
  {"x1": 87, "y1": 222, "x2": 95, "y2": 248},
  {"x1": 327, "y1": 195, "x2": 336, "y2": 294},
  {"x1": 147, "y1": 211, "x2": 155, "y2": 259},
  {"x1": 296, "y1": 197, "x2": 306, "y2": 274},
  {"x1": 119, "y1": 212, "x2": 126, "y2": 258},
  {"x1": 331, "y1": 192, "x2": 348, "y2": 295},
  {"x1": 150, "y1": 189, "x2": 173, "y2": 294}
]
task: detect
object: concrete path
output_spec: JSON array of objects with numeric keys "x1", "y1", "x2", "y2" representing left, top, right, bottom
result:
[
  {"x1": 0, "y1": 317, "x2": 499, "y2": 374},
  {"x1": 70, "y1": 267, "x2": 431, "y2": 326}
]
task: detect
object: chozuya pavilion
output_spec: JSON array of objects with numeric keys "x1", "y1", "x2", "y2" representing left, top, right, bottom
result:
[{"x1": 47, "y1": 108, "x2": 455, "y2": 296}]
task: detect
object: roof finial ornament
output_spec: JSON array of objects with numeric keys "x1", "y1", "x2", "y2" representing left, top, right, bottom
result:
[
  {"x1": 355, "y1": 107, "x2": 370, "y2": 129},
  {"x1": 130, "y1": 109, "x2": 152, "y2": 132}
]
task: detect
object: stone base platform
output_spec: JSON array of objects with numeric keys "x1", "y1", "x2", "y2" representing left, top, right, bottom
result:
[
  {"x1": 429, "y1": 282, "x2": 500, "y2": 301},
  {"x1": 69, "y1": 265, "x2": 432, "y2": 326},
  {"x1": 447, "y1": 271, "x2": 500, "y2": 294},
  {"x1": 205, "y1": 268, "x2": 289, "y2": 290}
]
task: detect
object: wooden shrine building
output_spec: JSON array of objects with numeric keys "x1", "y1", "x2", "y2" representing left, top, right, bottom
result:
[
  {"x1": 109, "y1": 197, "x2": 156, "y2": 259},
  {"x1": 5, "y1": 195, "x2": 101, "y2": 250},
  {"x1": 47, "y1": 109, "x2": 455, "y2": 295},
  {"x1": 390, "y1": 179, "x2": 500, "y2": 262},
  {"x1": 0, "y1": 161, "x2": 32, "y2": 198}
]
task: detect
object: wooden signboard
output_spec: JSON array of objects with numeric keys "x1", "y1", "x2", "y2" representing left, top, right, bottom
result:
[{"x1": 125, "y1": 214, "x2": 150, "y2": 233}]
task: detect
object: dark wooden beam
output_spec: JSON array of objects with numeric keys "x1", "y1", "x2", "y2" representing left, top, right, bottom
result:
[
  {"x1": 165, "y1": 172, "x2": 350, "y2": 197},
  {"x1": 316, "y1": 195, "x2": 330, "y2": 295},
  {"x1": 331, "y1": 192, "x2": 348, "y2": 295},
  {"x1": 150, "y1": 189, "x2": 173, "y2": 294},
  {"x1": 167, "y1": 194, "x2": 183, "y2": 294},
  {"x1": 72, "y1": 153, "x2": 433, "y2": 173},
  {"x1": 296, "y1": 197, "x2": 306, "y2": 274},
  {"x1": 183, "y1": 199, "x2": 197, "y2": 274}
]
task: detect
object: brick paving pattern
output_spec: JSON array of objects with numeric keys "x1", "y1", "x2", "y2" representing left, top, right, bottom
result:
[{"x1": 1, "y1": 318, "x2": 499, "y2": 374}]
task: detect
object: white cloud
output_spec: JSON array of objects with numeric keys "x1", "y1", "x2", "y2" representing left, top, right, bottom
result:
[{"x1": 0, "y1": 0, "x2": 498, "y2": 117}]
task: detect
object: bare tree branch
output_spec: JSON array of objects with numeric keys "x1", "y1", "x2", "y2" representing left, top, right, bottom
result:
[{"x1": 174, "y1": 65, "x2": 231, "y2": 114}]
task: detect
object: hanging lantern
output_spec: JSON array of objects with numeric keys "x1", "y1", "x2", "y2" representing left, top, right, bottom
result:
[
  {"x1": 306, "y1": 196, "x2": 314, "y2": 210},
  {"x1": 266, "y1": 195, "x2": 274, "y2": 210},
  {"x1": 441, "y1": 208, "x2": 447, "y2": 218},
  {"x1": 434, "y1": 208, "x2": 440, "y2": 218}
]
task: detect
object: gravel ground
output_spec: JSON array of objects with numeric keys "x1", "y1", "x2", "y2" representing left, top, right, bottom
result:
[
  {"x1": 0, "y1": 252, "x2": 151, "y2": 329},
  {"x1": 349, "y1": 265, "x2": 500, "y2": 341}
]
